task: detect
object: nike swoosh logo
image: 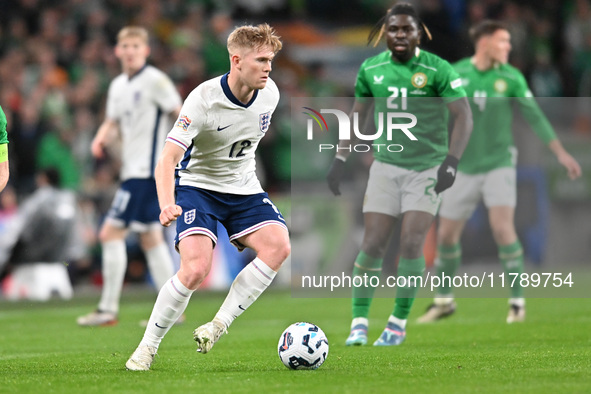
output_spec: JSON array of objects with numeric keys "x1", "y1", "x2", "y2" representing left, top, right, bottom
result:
[
  {"x1": 217, "y1": 125, "x2": 231, "y2": 131},
  {"x1": 238, "y1": 305, "x2": 246, "y2": 311},
  {"x1": 155, "y1": 322, "x2": 168, "y2": 329}
]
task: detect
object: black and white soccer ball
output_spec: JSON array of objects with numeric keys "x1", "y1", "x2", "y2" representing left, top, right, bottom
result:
[{"x1": 278, "y1": 322, "x2": 329, "y2": 370}]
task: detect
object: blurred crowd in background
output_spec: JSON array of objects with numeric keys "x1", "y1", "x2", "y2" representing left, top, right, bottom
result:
[{"x1": 1, "y1": 0, "x2": 590, "y2": 288}]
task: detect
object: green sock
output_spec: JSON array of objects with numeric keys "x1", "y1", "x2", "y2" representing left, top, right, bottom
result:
[
  {"x1": 436, "y1": 243, "x2": 461, "y2": 296},
  {"x1": 351, "y1": 251, "x2": 383, "y2": 319},
  {"x1": 499, "y1": 241, "x2": 524, "y2": 299},
  {"x1": 393, "y1": 257, "x2": 426, "y2": 320}
]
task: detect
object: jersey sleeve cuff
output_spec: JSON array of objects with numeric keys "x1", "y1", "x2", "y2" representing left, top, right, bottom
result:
[{"x1": 166, "y1": 137, "x2": 189, "y2": 151}]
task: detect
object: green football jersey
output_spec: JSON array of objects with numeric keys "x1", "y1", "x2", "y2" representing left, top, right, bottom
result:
[
  {"x1": 355, "y1": 48, "x2": 466, "y2": 171},
  {"x1": 453, "y1": 58, "x2": 556, "y2": 174},
  {"x1": 0, "y1": 105, "x2": 7, "y2": 145}
]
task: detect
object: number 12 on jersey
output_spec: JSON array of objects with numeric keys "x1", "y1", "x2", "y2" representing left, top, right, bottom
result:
[{"x1": 229, "y1": 140, "x2": 251, "y2": 158}]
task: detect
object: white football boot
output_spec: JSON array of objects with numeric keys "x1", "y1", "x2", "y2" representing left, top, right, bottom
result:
[{"x1": 193, "y1": 319, "x2": 227, "y2": 354}]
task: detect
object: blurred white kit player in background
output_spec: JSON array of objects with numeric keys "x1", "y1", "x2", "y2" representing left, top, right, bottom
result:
[{"x1": 77, "y1": 26, "x2": 182, "y2": 327}]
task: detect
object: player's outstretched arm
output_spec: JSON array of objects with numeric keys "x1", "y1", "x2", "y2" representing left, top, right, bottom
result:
[
  {"x1": 434, "y1": 97, "x2": 473, "y2": 194},
  {"x1": 155, "y1": 141, "x2": 185, "y2": 227},
  {"x1": 326, "y1": 100, "x2": 370, "y2": 196},
  {"x1": 548, "y1": 139, "x2": 582, "y2": 180},
  {"x1": 514, "y1": 95, "x2": 581, "y2": 180},
  {"x1": 446, "y1": 97, "x2": 473, "y2": 160},
  {"x1": 91, "y1": 118, "x2": 119, "y2": 159}
]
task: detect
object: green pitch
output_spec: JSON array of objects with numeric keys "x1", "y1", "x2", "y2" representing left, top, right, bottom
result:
[{"x1": 0, "y1": 289, "x2": 589, "y2": 393}]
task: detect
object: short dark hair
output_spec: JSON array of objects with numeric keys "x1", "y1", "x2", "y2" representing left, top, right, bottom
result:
[
  {"x1": 469, "y1": 20, "x2": 508, "y2": 43},
  {"x1": 368, "y1": 2, "x2": 432, "y2": 46},
  {"x1": 388, "y1": 2, "x2": 421, "y2": 20}
]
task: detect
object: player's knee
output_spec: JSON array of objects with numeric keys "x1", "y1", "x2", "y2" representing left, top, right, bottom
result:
[
  {"x1": 268, "y1": 237, "x2": 291, "y2": 263},
  {"x1": 361, "y1": 235, "x2": 388, "y2": 257},
  {"x1": 361, "y1": 244, "x2": 386, "y2": 258},
  {"x1": 277, "y1": 239, "x2": 291, "y2": 262},
  {"x1": 399, "y1": 233, "x2": 425, "y2": 257},
  {"x1": 139, "y1": 231, "x2": 162, "y2": 250},
  {"x1": 491, "y1": 226, "x2": 516, "y2": 245},
  {"x1": 98, "y1": 222, "x2": 126, "y2": 243},
  {"x1": 179, "y1": 258, "x2": 211, "y2": 288},
  {"x1": 437, "y1": 229, "x2": 458, "y2": 246},
  {"x1": 256, "y1": 237, "x2": 290, "y2": 272},
  {"x1": 437, "y1": 222, "x2": 462, "y2": 245},
  {"x1": 98, "y1": 227, "x2": 115, "y2": 243}
]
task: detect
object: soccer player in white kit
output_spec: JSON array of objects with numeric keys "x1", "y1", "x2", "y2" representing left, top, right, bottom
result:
[
  {"x1": 77, "y1": 27, "x2": 182, "y2": 327},
  {"x1": 126, "y1": 23, "x2": 290, "y2": 371}
]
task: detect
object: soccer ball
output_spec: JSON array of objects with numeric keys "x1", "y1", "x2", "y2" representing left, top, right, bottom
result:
[{"x1": 278, "y1": 322, "x2": 329, "y2": 370}]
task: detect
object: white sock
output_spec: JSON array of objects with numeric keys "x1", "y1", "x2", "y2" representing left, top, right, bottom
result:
[
  {"x1": 145, "y1": 242, "x2": 175, "y2": 290},
  {"x1": 434, "y1": 296, "x2": 455, "y2": 306},
  {"x1": 351, "y1": 317, "x2": 368, "y2": 328},
  {"x1": 98, "y1": 240, "x2": 127, "y2": 314},
  {"x1": 139, "y1": 274, "x2": 193, "y2": 349},
  {"x1": 509, "y1": 298, "x2": 525, "y2": 307},
  {"x1": 214, "y1": 258, "x2": 277, "y2": 329},
  {"x1": 388, "y1": 315, "x2": 407, "y2": 329}
]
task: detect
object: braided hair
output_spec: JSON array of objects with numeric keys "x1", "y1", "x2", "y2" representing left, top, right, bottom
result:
[{"x1": 368, "y1": 2, "x2": 432, "y2": 47}]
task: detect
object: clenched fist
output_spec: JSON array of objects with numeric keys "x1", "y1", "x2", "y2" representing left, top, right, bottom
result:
[
  {"x1": 160, "y1": 204, "x2": 183, "y2": 227},
  {"x1": 434, "y1": 155, "x2": 459, "y2": 194}
]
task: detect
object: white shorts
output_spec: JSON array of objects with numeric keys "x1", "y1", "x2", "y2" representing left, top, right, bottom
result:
[
  {"x1": 439, "y1": 167, "x2": 517, "y2": 220},
  {"x1": 363, "y1": 160, "x2": 441, "y2": 218}
]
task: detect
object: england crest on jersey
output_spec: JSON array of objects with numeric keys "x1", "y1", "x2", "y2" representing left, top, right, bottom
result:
[
  {"x1": 259, "y1": 111, "x2": 271, "y2": 133},
  {"x1": 184, "y1": 209, "x2": 196, "y2": 224}
]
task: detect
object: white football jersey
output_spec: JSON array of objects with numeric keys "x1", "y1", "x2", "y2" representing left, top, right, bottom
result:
[
  {"x1": 106, "y1": 65, "x2": 182, "y2": 181},
  {"x1": 166, "y1": 73, "x2": 279, "y2": 195}
]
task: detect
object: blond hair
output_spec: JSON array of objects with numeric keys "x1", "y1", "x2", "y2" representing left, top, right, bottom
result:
[
  {"x1": 117, "y1": 26, "x2": 149, "y2": 44},
  {"x1": 227, "y1": 23, "x2": 282, "y2": 55}
]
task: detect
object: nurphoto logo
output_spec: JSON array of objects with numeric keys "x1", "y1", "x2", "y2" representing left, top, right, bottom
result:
[{"x1": 303, "y1": 106, "x2": 418, "y2": 153}]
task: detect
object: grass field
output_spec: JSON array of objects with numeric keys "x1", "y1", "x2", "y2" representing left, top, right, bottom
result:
[{"x1": 1, "y1": 288, "x2": 590, "y2": 393}]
